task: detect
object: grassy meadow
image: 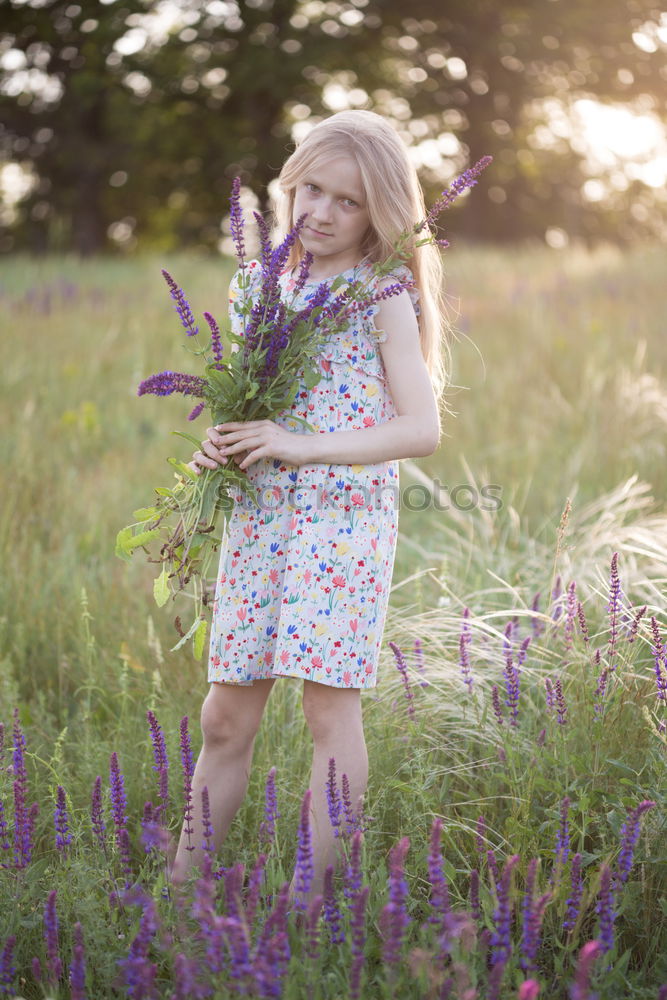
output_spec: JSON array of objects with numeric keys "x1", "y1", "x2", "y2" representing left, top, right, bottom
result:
[{"x1": 0, "y1": 242, "x2": 666, "y2": 998}]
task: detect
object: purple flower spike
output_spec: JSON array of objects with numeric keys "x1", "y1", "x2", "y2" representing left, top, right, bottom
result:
[
  {"x1": 519, "y1": 981, "x2": 541, "y2": 1000},
  {"x1": 43, "y1": 889, "x2": 62, "y2": 986},
  {"x1": 503, "y1": 652, "x2": 520, "y2": 727},
  {"x1": 459, "y1": 607, "x2": 473, "y2": 689},
  {"x1": 323, "y1": 864, "x2": 345, "y2": 943},
  {"x1": 137, "y1": 370, "x2": 208, "y2": 399},
  {"x1": 491, "y1": 685, "x2": 505, "y2": 726},
  {"x1": 305, "y1": 894, "x2": 324, "y2": 961},
  {"x1": 626, "y1": 604, "x2": 646, "y2": 643},
  {"x1": 563, "y1": 853, "x2": 583, "y2": 932},
  {"x1": 161, "y1": 268, "x2": 200, "y2": 337},
  {"x1": 554, "y1": 796, "x2": 571, "y2": 871},
  {"x1": 326, "y1": 757, "x2": 342, "y2": 838},
  {"x1": 490, "y1": 854, "x2": 520, "y2": 966},
  {"x1": 90, "y1": 775, "x2": 107, "y2": 855},
  {"x1": 650, "y1": 618, "x2": 667, "y2": 703},
  {"x1": 54, "y1": 785, "x2": 71, "y2": 854},
  {"x1": 389, "y1": 641, "x2": 416, "y2": 720},
  {"x1": 419, "y1": 155, "x2": 493, "y2": 233},
  {"x1": 520, "y1": 860, "x2": 551, "y2": 973},
  {"x1": 564, "y1": 580, "x2": 577, "y2": 655},
  {"x1": 187, "y1": 401, "x2": 205, "y2": 421},
  {"x1": 294, "y1": 789, "x2": 314, "y2": 909},
  {"x1": 229, "y1": 176, "x2": 246, "y2": 264},
  {"x1": 615, "y1": 799, "x2": 655, "y2": 888},
  {"x1": 146, "y1": 710, "x2": 170, "y2": 823},
  {"x1": 109, "y1": 752, "x2": 128, "y2": 853},
  {"x1": 595, "y1": 863, "x2": 615, "y2": 954},
  {"x1": 116, "y1": 891, "x2": 159, "y2": 998},
  {"x1": 577, "y1": 601, "x2": 590, "y2": 644},
  {"x1": 0, "y1": 935, "x2": 17, "y2": 996},
  {"x1": 69, "y1": 922, "x2": 86, "y2": 1000},
  {"x1": 570, "y1": 939, "x2": 601, "y2": 1000},
  {"x1": 607, "y1": 552, "x2": 622, "y2": 668},
  {"x1": 427, "y1": 817, "x2": 450, "y2": 930},
  {"x1": 348, "y1": 885, "x2": 370, "y2": 1000},
  {"x1": 379, "y1": 836, "x2": 411, "y2": 972},
  {"x1": 179, "y1": 717, "x2": 195, "y2": 854},
  {"x1": 344, "y1": 829, "x2": 364, "y2": 903},
  {"x1": 203, "y1": 310, "x2": 225, "y2": 369},
  {"x1": 259, "y1": 766, "x2": 280, "y2": 847}
]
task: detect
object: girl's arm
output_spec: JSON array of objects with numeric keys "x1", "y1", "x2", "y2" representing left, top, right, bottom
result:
[{"x1": 299, "y1": 283, "x2": 441, "y2": 465}]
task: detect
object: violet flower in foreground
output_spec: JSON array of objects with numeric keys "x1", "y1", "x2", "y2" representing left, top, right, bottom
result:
[
  {"x1": 389, "y1": 641, "x2": 416, "y2": 719},
  {"x1": 137, "y1": 370, "x2": 208, "y2": 399},
  {"x1": 53, "y1": 784, "x2": 71, "y2": 854},
  {"x1": 161, "y1": 268, "x2": 200, "y2": 337},
  {"x1": 614, "y1": 799, "x2": 655, "y2": 888},
  {"x1": 595, "y1": 863, "x2": 615, "y2": 954},
  {"x1": 490, "y1": 854, "x2": 520, "y2": 966},
  {"x1": 259, "y1": 765, "x2": 279, "y2": 847},
  {"x1": 379, "y1": 836, "x2": 411, "y2": 971},
  {"x1": 294, "y1": 789, "x2": 314, "y2": 910},
  {"x1": 0, "y1": 935, "x2": 16, "y2": 996},
  {"x1": 570, "y1": 939, "x2": 601, "y2": 1000},
  {"x1": 69, "y1": 922, "x2": 86, "y2": 1000}
]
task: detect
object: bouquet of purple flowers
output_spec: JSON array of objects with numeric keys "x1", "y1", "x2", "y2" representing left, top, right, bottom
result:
[{"x1": 117, "y1": 160, "x2": 491, "y2": 657}]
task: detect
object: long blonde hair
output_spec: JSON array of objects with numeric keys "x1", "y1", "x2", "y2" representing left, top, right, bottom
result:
[{"x1": 272, "y1": 109, "x2": 452, "y2": 416}]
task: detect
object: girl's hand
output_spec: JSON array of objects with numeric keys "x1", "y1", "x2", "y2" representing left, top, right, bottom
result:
[
  {"x1": 189, "y1": 425, "x2": 249, "y2": 476},
  {"x1": 213, "y1": 420, "x2": 308, "y2": 470}
]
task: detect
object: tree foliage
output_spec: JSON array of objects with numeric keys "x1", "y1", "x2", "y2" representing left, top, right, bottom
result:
[{"x1": 0, "y1": 0, "x2": 665, "y2": 253}]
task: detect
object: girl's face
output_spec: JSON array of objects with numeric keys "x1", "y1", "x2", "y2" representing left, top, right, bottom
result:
[{"x1": 292, "y1": 155, "x2": 371, "y2": 273}]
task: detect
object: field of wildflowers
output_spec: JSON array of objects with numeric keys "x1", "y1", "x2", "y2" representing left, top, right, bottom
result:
[{"x1": 1, "y1": 243, "x2": 666, "y2": 998}]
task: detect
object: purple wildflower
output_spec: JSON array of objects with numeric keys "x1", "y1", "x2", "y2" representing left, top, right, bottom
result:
[
  {"x1": 161, "y1": 268, "x2": 200, "y2": 337},
  {"x1": 54, "y1": 785, "x2": 71, "y2": 854},
  {"x1": 348, "y1": 885, "x2": 370, "y2": 1000},
  {"x1": 563, "y1": 853, "x2": 583, "y2": 932},
  {"x1": 323, "y1": 864, "x2": 345, "y2": 944},
  {"x1": 564, "y1": 580, "x2": 577, "y2": 655},
  {"x1": 570, "y1": 939, "x2": 601, "y2": 1000},
  {"x1": 0, "y1": 935, "x2": 17, "y2": 996},
  {"x1": 109, "y1": 751, "x2": 128, "y2": 852},
  {"x1": 459, "y1": 606, "x2": 473, "y2": 689},
  {"x1": 252, "y1": 209, "x2": 273, "y2": 274},
  {"x1": 179, "y1": 717, "x2": 195, "y2": 854},
  {"x1": 414, "y1": 636, "x2": 428, "y2": 687},
  {"x1": 626, "y1": 604, "x2": 646, "y2": 643},
  {"x1": 530, "y1": 591, "x2": 544, "y2": 639},
  {"x1": 200, "y1": 786, "x2": 214, "y2": 856},
  {"x1": 554, "y1": 677, "x2": 568, "y2": 725},
  {"x1": 595, "y1": 863, "x2": 615, "y2": 954},
  {"x1": 389, "y1": 641, "x2": 416, "y2": 719},
  {"x1": 252, "y1": 882, "x2": 291, "y2": 993},
  {"x1": 116, "y1": 890, "x2": 159, "y2": 998},
  {"x1": 146, "y1": 710, "x2": 169, "y2": 823},
  {"x1": 594, "y1": 668, "x2": 609, "y2": 718},
  {"x1": 305, "y1": 894, "x2": 324, "y2": 962},
  {"x1": 172, "y1": 953, "x2": 207, "y2": 1000},
  {"x1": 488, "y1": 956, "x2": 508, "y2": 1000},
  {"x1": 341, "y1": 772, "x2": 365, "y2": 835},
  {"x1": 427, "y1": 817, "x2": 450, "y2": 930},
  {"x1": 607, "y1": 552, "x2": 622, "y2": 668},
  {"x1": 294, "y1": 789, "x2": 314, "y2": 910},
  {"x1": 140, "y1": 801, "x2": 170, "y2": 855},
  {"x1": 12, "y1": 710, "x2": 33, "y2": 869},
  {"x1": 137, "y1": 370, "x2": 207, "y2": 398},
  {"x1": 0, "y1": 800, "x2": 6, "y2": 857},
  {"x1": 487, "y1": 848, "x2": 501, "y2": 891},
  {"x1": 577, "y1": 601, "x2": 590, "y2": 644},
  {"x1": 650, "y1": 618, "x2": 667, "y2": 702},
  {"x1": 503, "y1": 652, "x2": 520, "y2": 727},
  {"x1": 191, "y1": 855, "x2": 225, "y2": 974},
  {"x1": 203, "y1": 310, "x2": 225, "y2": 369},
  {"x1": 43, "y1": 889, "x2": 62, "y2": 987},
  {"x1": 244, "y1": 852, "x2": 267, "y2": 934},
  {"x1": 187, "y1": 401, "x2": 205, "y2": 421},
  {"x1": 90, "y1": 775, "x2": 107, "y2": 855},
  {"x1": 69, "y1": 922, "x2": 86, "y2": 1000},
  {"x1": 519, "y1": 981, "x2": 541, "y2": 999},
  {"x1": 119, "y1": 827, "x2": 134, "y2": 884},
  {"x1": 259, "y1": 766, "x2": 280, "y2": 846},
  {"x1": 292, "y1": 249, "x2": 314, "y2": 294},
  {"x1": 344, "y1": 829, "x2": 364, "y2": 903},
  {"x1": 491, "y1": 685, "x2": 505, "y2": 726},
  {"x1": 228, "y1": 176, "x2": 246, "y2": 263},
  {"x1": 326, "y1": 757, "x2": 342, "y2": 838},
  {"x1": 551, "y1": 575, "x2": 563, "y2": 621},
  {"x1": 520, "y1": 860, "x2": 551, "y2": 972},
  {"x1": 615, "y1": 799, "x2": 655, "y2": 888},
  {"x1": 379, "y1": 836, "x2": 411, "y2": 972},
  {"x1": 517, "y1": 635, "x2": 531, "y2": 669},
  {"x1": 545, "y1": 677, "x2": 555, "y2": 714},
  {"x1": 418, "y1": 155, "x2": 493, "y2": 233},
  {"x1": 490, "y1": 854, "x2": 520, "y2": 966}
]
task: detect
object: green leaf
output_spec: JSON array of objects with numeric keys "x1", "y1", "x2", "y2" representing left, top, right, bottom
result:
[
  {"x1": 193, "y1": 618, "x2": 208, "y2": 659},
  {"x1": 153, "y1": 568, "x2": 170, "y2": 607},
  {"x1": 132, "y1": 506, "x2": 160, "y2": 522},
  {"x1": 172, "y1": 430, "x2": 205, "y2": 448},
  {"x1": 115, "y1": 526, "x2": 134, "y2": 561},
  {"x1": 167, "y1": 456, "x2": 199, "y2": 480},
  {"x1": 125, "y1": 527, "x2": 162, "y2": 552}
]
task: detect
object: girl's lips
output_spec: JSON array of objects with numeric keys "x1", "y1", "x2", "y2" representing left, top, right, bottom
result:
[{"x1": 307, "y1": 227, "x2": 333, "y2": 238}]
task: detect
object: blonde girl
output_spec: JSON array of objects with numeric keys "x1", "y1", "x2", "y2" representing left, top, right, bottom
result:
[{"x1": 169, "y1": 109, "x2": 449, "y2": 906}]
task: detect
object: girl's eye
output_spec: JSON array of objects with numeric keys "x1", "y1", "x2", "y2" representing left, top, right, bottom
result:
[
  {"x1": 343, "y1": 199, "x2": 358, "y2": 208},
  {"x1": 306, "y1": 183, "x2": 319, "y2": 193}
]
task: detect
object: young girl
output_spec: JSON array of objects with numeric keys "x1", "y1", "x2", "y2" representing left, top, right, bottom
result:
[{"x1": 169, "y1": 109, "x2": 449, "y2": 904}]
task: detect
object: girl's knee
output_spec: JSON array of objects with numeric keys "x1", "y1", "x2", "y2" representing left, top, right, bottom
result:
[
  {"x1": 200, "y1": 682, "x2": 268, "y2": 749},
  {"x1": 302, "y1": 682, "x2": 362, "y2": 742}
]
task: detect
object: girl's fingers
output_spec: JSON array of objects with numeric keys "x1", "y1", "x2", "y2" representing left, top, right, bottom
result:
[
  {"x1": 192, "y1": 449, "x2": 222, "y2": 470},
  {"x1": 200, "y1": 439, "x2": 227, "y2": 464}
]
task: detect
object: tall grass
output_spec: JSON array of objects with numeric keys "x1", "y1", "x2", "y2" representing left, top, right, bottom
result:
[{"x1": 1, "y1": 244, "x2": 666, "y2": 998}]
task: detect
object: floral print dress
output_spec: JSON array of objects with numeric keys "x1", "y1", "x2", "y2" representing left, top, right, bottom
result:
[{"x1": 207, "y1": 256, "x2": 421, "y2": 689}]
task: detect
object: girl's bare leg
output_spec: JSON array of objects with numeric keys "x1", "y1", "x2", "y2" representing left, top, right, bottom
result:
[
  {"x1": 291, "y1": 680, "x2": 369, "y2": 904},
  {"x1": 169, "y1": 678, "x2": 275, "y2": 886}
]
